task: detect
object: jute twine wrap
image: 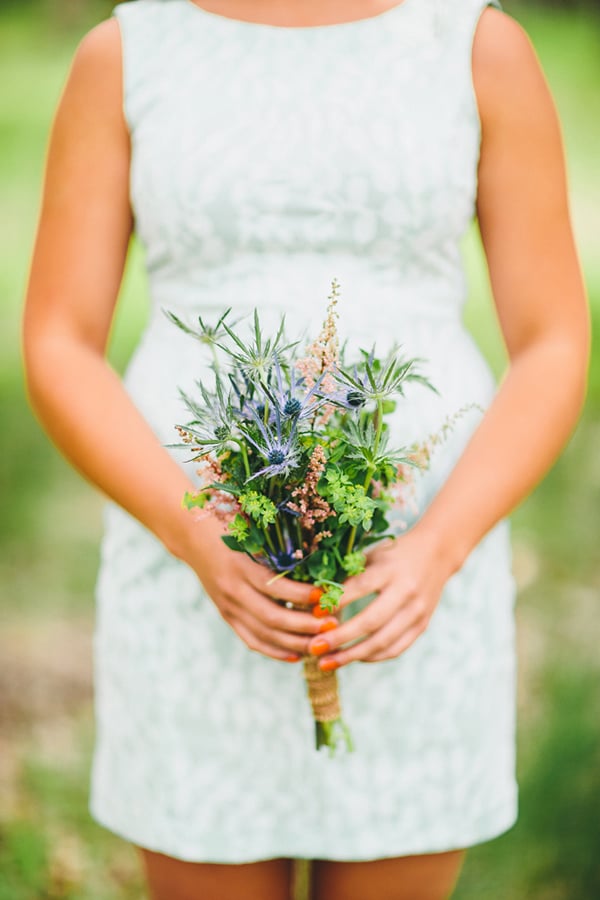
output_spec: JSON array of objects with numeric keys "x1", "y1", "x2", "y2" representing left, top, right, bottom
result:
[{"x1": 303, "y1": 656, "x2": 341, "y2": 723}]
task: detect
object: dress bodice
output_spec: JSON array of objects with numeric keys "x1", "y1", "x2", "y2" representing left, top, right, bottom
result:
[{"x1": 114, "y1": 0, "x2": 499, "y2": 330}]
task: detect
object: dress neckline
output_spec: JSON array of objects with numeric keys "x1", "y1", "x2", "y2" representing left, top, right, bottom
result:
[{"x1": 181, "y1": 0, "x2": 415, "y2": 32}]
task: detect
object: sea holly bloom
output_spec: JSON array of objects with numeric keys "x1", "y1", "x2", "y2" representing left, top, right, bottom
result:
[
  {"x1": 260, "y1": 354, "x2": 329, "y2": 423},
  {"x1": 324, "y1": 346, "x2": 436, "y2": 409},
  {"x1": 217, "y1": 308, "x2": 298, "y2": 382},
  {"x1": 342, "y1": 417, "x2": 417, "y2": 474},
  {"x1": 262, "y1": 526, "x2": 305, "y2": 573},
  {"x1": 172, "y1": 375, "x2": 240, "y2": 457},
  {"x1": 239, "y1": 402, "x2": 302, "y2": 481},
  {"x1": 162, "y1": 306, "x2": 241, "y2": 371}
]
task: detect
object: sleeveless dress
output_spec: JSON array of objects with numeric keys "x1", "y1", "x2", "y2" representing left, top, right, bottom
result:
[{"x1": 89, "y1": 0, "x2": 518, "y2": 862}]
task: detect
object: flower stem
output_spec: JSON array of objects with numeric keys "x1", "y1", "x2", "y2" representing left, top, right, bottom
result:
[
  {"x1": 374, "y1": 399, "x2": 384, "y2": 455},
  {"x1": 239, "y1": 443, "x2": 251, "y2": 479},
  {"x1": 263, "y1": 528, "x2": 277, "y2": 554},
  {"x1": 346, "y1": 400, "x2": 383, "y2": 556},
  {"x1": 274, "y1": 516, "x2": 285, "y2": 551},
  {"x1": 209, "y1": 343, "x2": 220, "y2": 372},
  {"x1": 295, "y1": 518, "x2": 304, "y2": 552}
]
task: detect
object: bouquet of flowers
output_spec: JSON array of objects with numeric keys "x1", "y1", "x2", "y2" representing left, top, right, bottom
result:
[{"x1": 168, "y1": 279, "x2": 458, "y2": 754}]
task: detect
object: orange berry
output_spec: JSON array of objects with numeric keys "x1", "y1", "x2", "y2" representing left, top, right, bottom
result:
[
  {"x1": 309, "y1": 587, "x2": 324, "y2": 605},
  {"x1": 284, "y1": 654, "x2": 300, "y2": 663},
  {"x1": 312, "y1": 604, "x2": 330, "y2": 619}
]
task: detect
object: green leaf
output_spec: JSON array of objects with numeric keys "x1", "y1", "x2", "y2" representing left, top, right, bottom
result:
[
  {"x1": 239, "y1": 490, "x2": 277, "y2": 527},
  {"x1": 363, "y1": 532, "x2": 398, "y2": 546},
  {"x1": 228, "y1": 513, "x2": 249, "y2": 542},
  {"x1": 221, "y1": 535, "x2": 244, "y2": 551},
  {"x1": 370, "y1": 508, "x2": 389, "y2": 533},
  {"x1": 315, "y1": 580, "x2": 345, "y2": 612},
  {"x1": 182, "y1": 491, "x2": 209, "y2": 510},
  {"x1": 341, "y1": 550, "x2": 367, "y2": 576},
  {"x1": 307, "y1": 550, "x2": 337, "y2": 582}
]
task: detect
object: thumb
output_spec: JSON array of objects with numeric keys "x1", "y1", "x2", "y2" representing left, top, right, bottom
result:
[{"x1": 339, "y1": 568, "x2": 381, "y2": 607}]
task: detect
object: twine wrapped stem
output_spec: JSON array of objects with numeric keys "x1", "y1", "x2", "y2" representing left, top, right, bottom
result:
[{"x1": 303, "y1": 656, "x2": 353, "y2": 753}]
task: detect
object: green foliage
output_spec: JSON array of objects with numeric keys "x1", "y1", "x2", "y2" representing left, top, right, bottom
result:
[
  {"x1": 321, "y1": 469, "x2": 377, "y2": 530},
  {"x1": 307, "y1": 549, "x2": 338, "y2": 582},
  {"x1": 182, "y1": 490, "x2": 210, "y2": 510},
  {"x1": 341, "y1": 550, "x2": 367, "y2": 576},
  {"x1": 315, "y1": 580, "x2": 345, "y2": 613},
  {"x1": 228, "y1": 513, "x2": 249, "y2": 542},
  {"x1": 239, "y1": 490, "x2": 277, "y2": 527},
  {"x1": 342, "y1": 415, "x2": 413, "y2": 476},
  {"x1": 223, "y1": 516, "x2": 264, "y2": 554}
]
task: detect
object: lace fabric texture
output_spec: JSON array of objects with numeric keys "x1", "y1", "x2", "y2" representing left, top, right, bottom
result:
[{"x1": 89, "y1": 0, "x2": 518, "y2": 862}]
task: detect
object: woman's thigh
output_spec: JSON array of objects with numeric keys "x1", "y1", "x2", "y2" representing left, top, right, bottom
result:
[
  {"x1": 137, "y1": 847, "x2": 294, "y2": 900},
  {"x1": 312, "y1": 850, "x2": 466, "y2": 900}
]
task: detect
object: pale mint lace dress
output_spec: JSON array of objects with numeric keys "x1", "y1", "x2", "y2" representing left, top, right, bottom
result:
[{"x1": 89, "y1": 0, "x2": 518, "y2": 862}]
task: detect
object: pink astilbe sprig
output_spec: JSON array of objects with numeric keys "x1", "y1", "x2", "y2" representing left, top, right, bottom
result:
[
  {"x1": 186, "y1": 453, "x2": 241, "y2": 526},
  {"x1": 286, "y1": 445, "x2": 335, "y2": 551},
  {"x1": 295, "y1": 279, "x2": 341, "y2": 424}
]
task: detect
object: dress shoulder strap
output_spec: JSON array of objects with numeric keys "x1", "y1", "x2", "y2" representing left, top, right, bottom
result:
[
  {"x1": 430, "y1": 0, "x2": 504, "y2": 135},
  {"x1": 112, "y1": 0, "x2": 178, "y2": 135}
]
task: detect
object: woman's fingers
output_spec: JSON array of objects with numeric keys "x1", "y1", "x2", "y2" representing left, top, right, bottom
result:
[
  {"x1": 323, "y1": 620, "x2": 426, "y2": 668},
  {"x1": 227, "y1": 603, "x2": 321, "y2": 655},
  {"x1": 243, "y1": 561, "x2": 316, "y2": 607},
  {"x1": 231, "y1": 583, "x2": 324, "y2": 636},
  {"x1": 228, "y1": 617, "x2": 302, "y2": 662},
  {"x1": 307, "y1": 582, "x2": 431, "y2": 668},
  {"x1": 307, "y1": 588, "x2": 400, "y2": 654},
  {"x1": 335, "y1": 545, "x2": 399, "y2": 607},
  {"x1": 336, "y1": 568, "x2": 381, "y2": 607},
  {"x1": 362, "y1": 624, "x2": 425, "y2": 662},
  {"x1": 234, "y1": 609, "x2": 310, "y2": 656}
]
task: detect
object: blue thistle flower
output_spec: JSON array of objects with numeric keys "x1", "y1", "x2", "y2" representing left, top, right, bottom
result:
[
  {"x1": 284, "y1": 397, "x2": 302, "y2": 417},
  {"x1": 261, "y1": 354, "x2": 326, "y2": 422},
  {"x1": 239, "y1": 399, "x2": 302, "y2": 481},
  {"x1": 318, "y1": 345, "x2": 436, "y2": 409},
  {"x1": 260, "y1": 527, "x2": 303, "y2": 573}
]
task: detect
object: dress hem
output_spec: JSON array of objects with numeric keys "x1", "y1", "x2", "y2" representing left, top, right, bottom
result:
[{"x1": 88, "y1": 794, "x2": 518, "y2": 864}]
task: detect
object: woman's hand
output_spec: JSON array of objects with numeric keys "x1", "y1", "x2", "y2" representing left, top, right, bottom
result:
[
  {"x1": 182, "y1": 515, "x2": 331, "y2": 662},
  {"x1": 307, "y1": 527, "x2": 455, "y2": 670}
]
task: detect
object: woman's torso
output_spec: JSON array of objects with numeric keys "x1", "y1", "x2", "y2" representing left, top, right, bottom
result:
[{"x1": 115, "y1": 0, "x2": 499, "y2": 494}]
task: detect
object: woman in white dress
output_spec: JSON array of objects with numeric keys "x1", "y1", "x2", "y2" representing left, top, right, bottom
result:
[{"x1": 23, "y1": 0, "x2": 588, "y2": 898}]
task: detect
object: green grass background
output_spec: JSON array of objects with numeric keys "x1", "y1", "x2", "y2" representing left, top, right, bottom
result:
[{"x1": 0, "y1": 1, "x2": 599, "y2": 897}]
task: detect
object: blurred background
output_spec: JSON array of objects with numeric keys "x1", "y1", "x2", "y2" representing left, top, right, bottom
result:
[{"x1": 0, "y1": 1, "x2": 598, "y2": 897}]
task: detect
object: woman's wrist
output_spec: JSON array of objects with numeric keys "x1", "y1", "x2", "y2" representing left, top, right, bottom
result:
[
  {"x1": 406, "y1": 515, "x2": 471, "y2": 580},
  {"x1": 158, "y1": 500, "x2": 225, "y2": 568}
]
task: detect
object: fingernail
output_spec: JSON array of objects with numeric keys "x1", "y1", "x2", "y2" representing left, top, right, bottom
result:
[
  {"x1": 318, "y1": 620, "x2": 338, "y2": 634},
  {"x1": 319, "y1": 658, "x2": 340, "y2": 672},
  {"x1": 309, "y1": 587, "x2": 323, "y2": 605},
  {"x1": 310, "y1": 638, "x2": 330, "y2": 657},
  {"x1": 284, "y1": 654, "x2": 300, "y2": 663},
  {"x1": 312, "y1": 604, "x2": 330, "y2": 619}
]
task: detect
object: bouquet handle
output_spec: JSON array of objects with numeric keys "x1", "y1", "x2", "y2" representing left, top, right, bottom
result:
[{"x1": 303, "y1": 656, "x2": 353, "y2": 754}]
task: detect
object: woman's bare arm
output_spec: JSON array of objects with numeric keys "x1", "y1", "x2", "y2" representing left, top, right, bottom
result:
[
  {"x1": 415, "y1": 8, "x2": 589, "y2": 565},
  {"x1": 23, "y1": 20, "x2": 320, "y2": 656},
  {"x1": 308, "y1": 9, "x2": 590, "y2": 668}
]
